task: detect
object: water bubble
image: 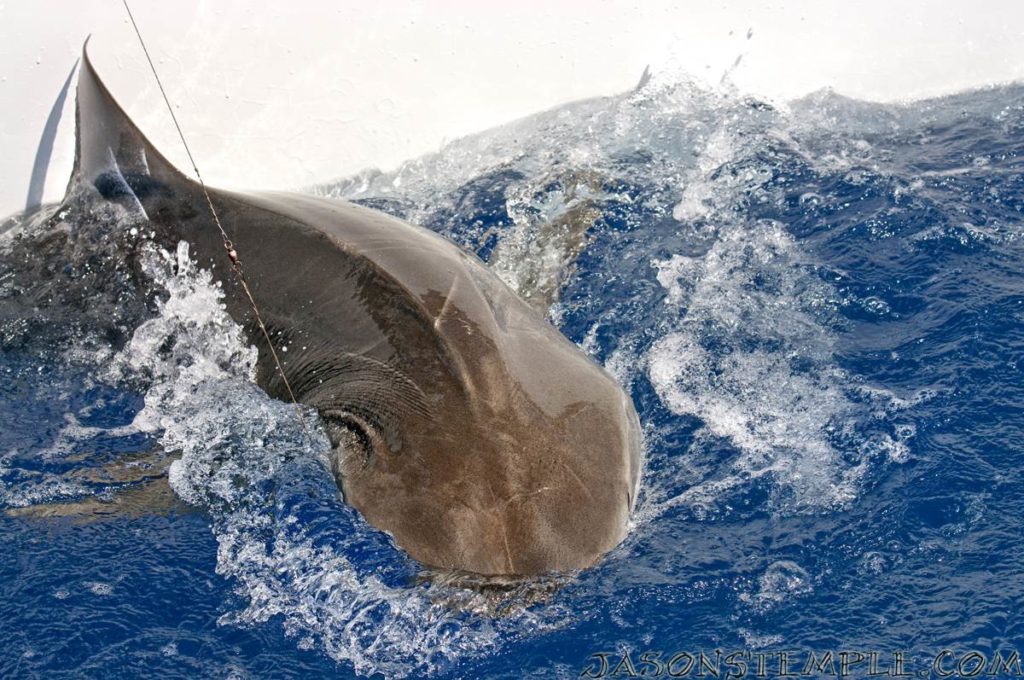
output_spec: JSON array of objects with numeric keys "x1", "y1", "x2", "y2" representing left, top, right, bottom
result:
[
  {"x1": 860, "y1": 551, "x2": 887, "y2": 575},
  {"x1": 85, "y1": 581, "x2": 113, "y2": 596},
  {"x1": 753, "y1": 560, "x2": 813, "y2": 607},
  {"x1": 862, "y1": 296, "x2": 891, "y2": 316}
]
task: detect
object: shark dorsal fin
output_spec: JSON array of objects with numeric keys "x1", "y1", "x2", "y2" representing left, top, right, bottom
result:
[{"x1": 66, "y1": 39, "x2": 188, "y2": 205}]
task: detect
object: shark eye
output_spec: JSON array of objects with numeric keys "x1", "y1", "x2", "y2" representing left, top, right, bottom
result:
[{"x1": 322, "y1": 410, "x2": 386, "y2": 469}]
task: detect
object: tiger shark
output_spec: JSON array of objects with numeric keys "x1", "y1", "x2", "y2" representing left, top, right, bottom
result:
[{"x1": 19, "y1": 44, "x2": 643, "y2": 577}]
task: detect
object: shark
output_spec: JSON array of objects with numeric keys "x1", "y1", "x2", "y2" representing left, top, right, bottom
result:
[{"x1": 4, "y1": 43, "x2": 643, "y2": 577}]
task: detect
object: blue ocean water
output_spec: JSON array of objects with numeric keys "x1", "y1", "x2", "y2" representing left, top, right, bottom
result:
[{"x1": 2, "y1": 73, "x2": 1023, "y2": 678}]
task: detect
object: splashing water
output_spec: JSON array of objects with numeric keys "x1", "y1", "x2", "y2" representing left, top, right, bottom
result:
[
  {"x1": 2, "y1": 68, "x2": 1024, "y2": 677},
  {"x1": 101, "y1": 241, "x2": 567, "y2": 677}
]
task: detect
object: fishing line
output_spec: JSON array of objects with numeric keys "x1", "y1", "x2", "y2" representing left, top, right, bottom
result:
[{"x1": 121, "y1": 0, "x2": 313, "y2": 441}]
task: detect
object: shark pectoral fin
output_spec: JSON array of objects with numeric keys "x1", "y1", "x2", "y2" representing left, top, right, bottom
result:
[
  {"x1": 4, "y1": 476, "x2": 188, "y2": 522},
  {"x1": 3, "y1": 476, "x2": 184, "y2": 521},
  {"x1": 4, "y1": 450, "x2": 189, "y2": 522}
]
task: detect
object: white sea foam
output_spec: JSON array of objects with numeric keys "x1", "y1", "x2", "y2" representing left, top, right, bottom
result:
[
  {"x1": 642, "y1": 219, "x2": 918, "y2": 518},
  {"x1": 645, "y1": 223, "x2": 868, "y2": 511},
  {"x1": 629, "y1": 88, "x2": 921, "y2": 522},
  {"x1": 740, "y1": 560, "x2": 815, "y2": 612}
]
